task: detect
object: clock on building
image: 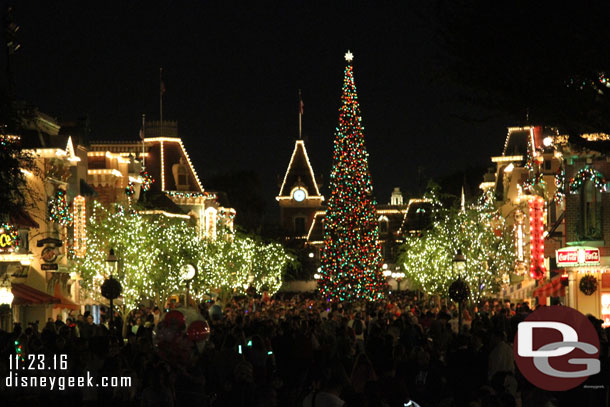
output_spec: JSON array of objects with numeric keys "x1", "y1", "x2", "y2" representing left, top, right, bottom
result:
[{"x1": 293, "y1": 188, "x2": 306, "y2": 202}]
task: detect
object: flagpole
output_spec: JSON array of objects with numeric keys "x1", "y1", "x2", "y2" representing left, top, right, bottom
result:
[
  {"x1": 160, "y1": 67, "x2": 163, "y2": 139},
  {"x1": 141, "y1": 113, "x2": 146, "y2": 169},
  {"x1": 298, "y1": 89, "x2": 302, "y2": 139}
]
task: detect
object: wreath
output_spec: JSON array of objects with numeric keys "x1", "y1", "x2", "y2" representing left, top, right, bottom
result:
[
  {"x1": 449, "y1": 277, "x2": 470, "y2": 303},
  {"x1": 569, "y1": 167, "x2": 607, "y2": 194},
  {"x1": 579, "y1": 274, "x2": 597, "y2": 296}
]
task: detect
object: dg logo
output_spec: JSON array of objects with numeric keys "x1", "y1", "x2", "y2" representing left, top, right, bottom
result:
[{"x1": 514, "y1": 306, "x2": 600, "y2": 391}]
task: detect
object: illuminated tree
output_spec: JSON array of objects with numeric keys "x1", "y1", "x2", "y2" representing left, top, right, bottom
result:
[
  {"x1": 399, "y1": 190, "x2": 514, "y2": 302},
  {"x1": 74, "y1": 202, "x2": 293, "y2": 309},
  {"x1": 73, "y1": 202, "x2": 176, "y2": 310},
  {"x1": 319, "y1": 52, "x2": 385, "y2": 302}
]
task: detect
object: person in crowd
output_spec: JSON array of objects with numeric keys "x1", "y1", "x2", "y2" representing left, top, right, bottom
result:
[{"x1": 1, "y1": 292, "x2": 608, "y2": 407}]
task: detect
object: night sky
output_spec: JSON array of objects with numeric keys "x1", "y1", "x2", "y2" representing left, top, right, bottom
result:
[{"x1": 3, "y1": 1, "x2": 513, "y2": 219}]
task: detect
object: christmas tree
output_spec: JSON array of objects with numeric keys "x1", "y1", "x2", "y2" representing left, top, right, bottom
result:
[{"x1": 318, "y1": 51, "x2": 385, "y2": 302}]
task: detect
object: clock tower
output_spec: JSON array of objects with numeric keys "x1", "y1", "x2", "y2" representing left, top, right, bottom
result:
[{"x1": 276, "y1": 139, "x2": 324, "y2": 240}]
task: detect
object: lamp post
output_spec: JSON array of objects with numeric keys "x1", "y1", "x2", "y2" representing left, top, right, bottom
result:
[
  {"x1": 391, "y1": 271, "x2": 406, "y2": 291},
  {"x1": 102, "y1": 248, "x2": 119, "y2": 332},
  {"x1": 180, "y1": 263, "x2": 197, "y2": 308},
  {"x1": 452, "y1": 250, "x2": 467, "y2": 333}
]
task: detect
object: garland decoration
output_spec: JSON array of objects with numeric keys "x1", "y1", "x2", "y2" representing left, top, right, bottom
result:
[
  {"x1": 125, "y1": 181, "x2": 135, "y2": 197},
  {"x1": 579, "y1": 274, "x2": 597, "y2": 296},
  {"x1": 140, "y1": 170, "x2": 154, "y2": 192},
  {"x1": 553, "y1": 168, "x2": 565, "y2": 203},
  {"x1": 569, "y1": 167, "x2": 607, "y2": 194},
  {"x1": 48, "y1": 189, "x2": 73, "y2": 225},
  {"x1": 165, "y1": 191, "x2": 217, "y2": 200}
]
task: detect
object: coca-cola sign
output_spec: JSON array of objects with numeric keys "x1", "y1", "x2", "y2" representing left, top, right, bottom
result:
[{"x1": 556, "y1": 247, "x2": 601, "y2": 267}]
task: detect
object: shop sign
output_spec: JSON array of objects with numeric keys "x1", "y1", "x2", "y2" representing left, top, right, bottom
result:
[
  {"x1": 0, "y1": 225, "x2": 17, "y2": 253},
  {"x1": 556, "y1": 247, "x2": 600, "y2": 267}
]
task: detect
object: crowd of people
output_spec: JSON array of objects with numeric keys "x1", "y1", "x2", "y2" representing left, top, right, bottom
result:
[{"x1": 1, "y1": 292, "x2": 609, "y2": 407}]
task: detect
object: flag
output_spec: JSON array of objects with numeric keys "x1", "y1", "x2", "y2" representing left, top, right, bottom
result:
[
  {"x1": 298, "y1": 90, "x2": 304, "y2": 115},
  {"x1": 139, "y1": 127, "x2": 144, "y2": 140},
  {"x1": 160, "y1": 80, "x2": 166, "y2": 96}
]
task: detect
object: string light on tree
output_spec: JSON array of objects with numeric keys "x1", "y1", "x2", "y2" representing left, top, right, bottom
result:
[
  {"x1": 399, "y1": 189, "x2": 514, "y2": 300},
  {"x1": 318, "y1": 51, "x2": 386, "y2": 302}
]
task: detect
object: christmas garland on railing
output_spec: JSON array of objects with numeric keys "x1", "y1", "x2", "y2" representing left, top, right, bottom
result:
[
  {"x1": 569, "y1": 167, "x2": 608, "y2": 194},
  {"x1": 553, "y1": 168, "x2": 565, "y2": 203}
]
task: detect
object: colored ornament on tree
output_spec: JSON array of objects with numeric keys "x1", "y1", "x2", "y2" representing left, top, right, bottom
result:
[
  {"x1": 579, "y1": 274, "x2": 597, "y2": 296},
  {"x1": 568, "y1": 167, "x2": 608, "y2": 194},
  {"x1": 318, "y1": 52, "x2": 386, "y2": 302},
  {"x1": 140, "y1": 170, "x2": 154, "y2": 192},
  {"x1": 48, "y1": 189, "x2": 73, "y2": 226}
]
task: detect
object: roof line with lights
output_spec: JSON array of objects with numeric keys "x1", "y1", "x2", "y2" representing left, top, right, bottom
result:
[
  {"x1": 276, "y1": 139, "x2": 323, "y2": 199},
  {"x1": 396, "y1": 198, "x2": 433, "y2": 235},
  {"x1": 143, "y1": 137, "x2": 204, "y2": 193}
]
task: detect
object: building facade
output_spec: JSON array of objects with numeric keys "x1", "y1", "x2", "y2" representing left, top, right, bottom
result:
[{"x1": 277, "y1": 138, "x2": 431, "y2": 282}]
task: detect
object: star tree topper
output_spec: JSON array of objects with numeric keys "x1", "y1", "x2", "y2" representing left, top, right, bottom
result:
[{"x1": 344, "y1": 50, "x2": 354, "y2": 62}]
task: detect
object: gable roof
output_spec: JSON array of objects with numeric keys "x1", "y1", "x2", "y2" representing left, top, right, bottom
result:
[{"x1": 277, "y1": 140, "x2": 322, "y2": 198}]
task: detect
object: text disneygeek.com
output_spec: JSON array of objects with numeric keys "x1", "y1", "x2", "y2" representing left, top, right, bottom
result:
[
  {"x1": 5, "y1": 354, "x2": 131, "y2": 391},
  {"x1": 5, "y1": 371, "x2": 132, "y2": 391}
]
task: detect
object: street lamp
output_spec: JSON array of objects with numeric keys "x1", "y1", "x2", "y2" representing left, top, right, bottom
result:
[
  {"x1": 180, "y1": 263, "x2": 197, "y2": 308},
  {"x1": 452, "y1": 249, "x2": 468, "y2": 332},
  {"x1": 452, "y1": 249, "x2": 466, "y2": 275},
  {"x1": 391, "y1": 271, "x2": 405, "y2": 291},
  {"x1": 102, "y1": 248, "x2": 120, "y2": 333}
]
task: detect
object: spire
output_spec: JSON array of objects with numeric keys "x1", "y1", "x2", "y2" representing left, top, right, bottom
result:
[{"x1": 460, "y1": 186, "x2": 466, "y2": 213}]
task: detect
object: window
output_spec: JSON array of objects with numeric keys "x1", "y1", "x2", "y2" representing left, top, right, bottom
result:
[
  {"x1": 379, "y1": 216, "x2": 389, "y2": 234},
  {"x1": 581, "y1": 180, "x2": 602, "y2": 240},
  {"x1": 544, "y1": 160, "x2": 552, "y2": 170},
  {"x1": 178, "y1": 166, "x2": 188, "y2": 186}
]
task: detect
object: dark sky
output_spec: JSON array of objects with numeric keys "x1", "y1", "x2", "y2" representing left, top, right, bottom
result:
[{"x1": 3, "y1": 1, "x2": 511, "y2": 216}]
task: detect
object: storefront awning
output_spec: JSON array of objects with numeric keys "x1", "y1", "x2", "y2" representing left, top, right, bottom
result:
[
  {"x1": 534, "y1": 276, "x2": 566, "y2": 301},
  {"x1": 12, "y1": 283, "x2": 60, "y2": 306},
  {"x1": 9, "y1": 209, "x2": 39, "y2": 229},
  {"x1": 53, "y1": 284, "x2": 80, "y2": 310}
]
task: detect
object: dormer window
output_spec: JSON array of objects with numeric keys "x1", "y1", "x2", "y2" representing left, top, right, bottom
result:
[{"x1": 172, "y1": 157, "x2": 189, "y2": 191}]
